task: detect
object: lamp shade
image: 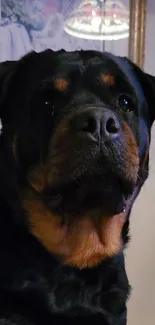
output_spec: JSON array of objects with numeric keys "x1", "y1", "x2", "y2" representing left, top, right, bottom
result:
[{"x1": 64, "y1": 0, "x2": 129, "y2": 41}]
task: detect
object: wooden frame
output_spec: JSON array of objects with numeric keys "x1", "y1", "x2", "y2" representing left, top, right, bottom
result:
[{"x1": 128, "y1": 0, "x2": 147, "y2": 69}]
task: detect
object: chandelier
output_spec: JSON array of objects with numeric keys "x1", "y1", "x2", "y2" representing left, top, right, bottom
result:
[{"x1": 64, "y1": 0, "x2": 129, "y2": 41}]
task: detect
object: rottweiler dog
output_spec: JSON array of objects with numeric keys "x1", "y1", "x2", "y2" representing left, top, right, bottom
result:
[{"x1": 0, "y1": 50, "x2": 154, "y2": 325}]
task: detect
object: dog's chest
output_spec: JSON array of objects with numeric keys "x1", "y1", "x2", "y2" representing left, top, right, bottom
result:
[{"x1": 17, "y1": 255, "x2": 129, "y2": 325}]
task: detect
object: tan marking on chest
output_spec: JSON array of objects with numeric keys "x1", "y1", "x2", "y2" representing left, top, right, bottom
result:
[{"x1": 23, "y1": 195, "x2": 125, "y2": 269}]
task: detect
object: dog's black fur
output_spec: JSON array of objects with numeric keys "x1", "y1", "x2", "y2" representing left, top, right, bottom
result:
[{"x1": 0, "y1": 50, "x2": 155, "y2": 325}]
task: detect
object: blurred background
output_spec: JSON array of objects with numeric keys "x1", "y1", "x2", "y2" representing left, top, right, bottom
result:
[
  {"x1": 0, "y1": 0, "x2": 129, "y2": 60},
  {"x1": 0, "y1": 1, "x2": 155, "y2": 323}
]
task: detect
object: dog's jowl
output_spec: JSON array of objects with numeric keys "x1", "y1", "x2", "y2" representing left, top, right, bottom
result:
[{"x1": 0, "y1": 50, "x2": 154, "y2": 325}]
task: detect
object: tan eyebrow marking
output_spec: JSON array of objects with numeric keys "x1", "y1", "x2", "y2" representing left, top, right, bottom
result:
[
  {"x1": 99, "y1": 73, "x2": 115, "y2": 86},
  {"x1": 54, "y1": 78, "x2": 68, "y2": 91}
]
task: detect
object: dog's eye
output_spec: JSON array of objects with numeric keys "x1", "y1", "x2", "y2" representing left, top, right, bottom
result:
[
  {"x1": 117, "y1": 95, "x2": 133, "y2": 112},
  {"x1": 43, "y1": 99, "x2": 55, "y2": 116},
  {"x1": 44, "y1": 100, "x2": 50, "y2": 105},
  {"x1": 44, "y1": 99, "x2": 54, "y2": 108}
]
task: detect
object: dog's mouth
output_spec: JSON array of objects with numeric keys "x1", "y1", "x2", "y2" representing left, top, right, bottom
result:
[
  {"x1": 26, "y1": 146, "x2": 138, "y2": 268},
  {"x1": 43, "y1": 169, "x2": 134, "y2": 219}
]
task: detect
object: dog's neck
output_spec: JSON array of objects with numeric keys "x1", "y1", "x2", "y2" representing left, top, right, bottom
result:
[
  {"x1": 0, "y1": 150, "x2": 133, "y2": 322},
  {"x1": 0, "y1": 187, "x2": 130, "y2": 323}
]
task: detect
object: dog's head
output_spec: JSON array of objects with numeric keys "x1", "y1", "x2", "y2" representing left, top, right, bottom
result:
[{"x1": 0, "y1": 50, "x2": 155, "y2": 269}]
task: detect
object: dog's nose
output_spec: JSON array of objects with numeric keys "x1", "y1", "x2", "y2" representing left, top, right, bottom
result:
[{"x1": 75, "y1": 108, "x2": 120, "y2": 141}]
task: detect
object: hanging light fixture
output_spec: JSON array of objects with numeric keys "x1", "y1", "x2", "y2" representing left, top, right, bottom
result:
[{"x1": 64, "y1": 0, "x2": 129, "y2": 41}]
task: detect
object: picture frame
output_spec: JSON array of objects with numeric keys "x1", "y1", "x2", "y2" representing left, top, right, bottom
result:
[{"x1": 128, "y1": 0, "x2": 147, "y2": 69}]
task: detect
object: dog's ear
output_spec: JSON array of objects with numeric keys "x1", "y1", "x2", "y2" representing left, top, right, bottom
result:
[
  {"x1": 143, "y1": 72, "x2": 155, "y2": 124},
  {"x1": 123, "y1": 57, "x2": 155, "y2": 125},
  {"x1": 0, "y1": 61, "x2": 17, "y2": 123}
]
